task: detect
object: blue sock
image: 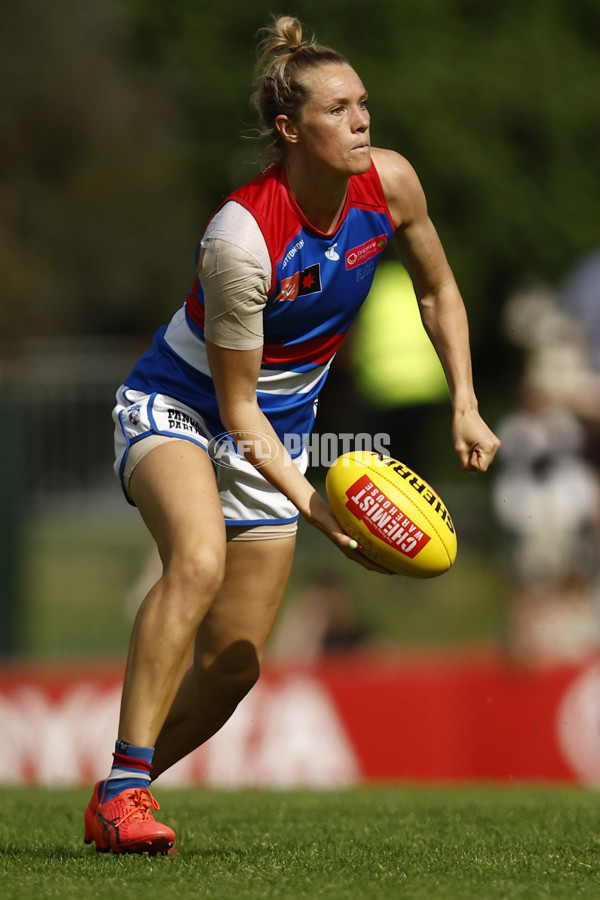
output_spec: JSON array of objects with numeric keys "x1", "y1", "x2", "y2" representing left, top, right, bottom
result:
[{"x1": 101, "y1": 740, "x2": 155, "y2": 802}]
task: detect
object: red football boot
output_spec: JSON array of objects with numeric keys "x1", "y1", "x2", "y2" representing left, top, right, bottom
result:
[
  {"x1": 84, "y1": 782, "x2": 176, "y2": 855},
  {"x1": 83, "y1": 780, "x2": 104, "y2": 846}
]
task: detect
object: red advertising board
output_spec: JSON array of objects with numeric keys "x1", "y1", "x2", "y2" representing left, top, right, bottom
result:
[{"x1": 0, "y1": 652, "x2": 598, "y2": 787}]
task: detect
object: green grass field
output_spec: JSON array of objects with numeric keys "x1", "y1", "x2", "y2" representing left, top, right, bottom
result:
[{"x1": 1, "y1": 786, "x2": 599, "y2": 899}]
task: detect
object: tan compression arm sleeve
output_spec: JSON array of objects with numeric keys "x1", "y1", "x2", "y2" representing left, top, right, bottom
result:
[{"x1": 199, "y1": 238, "x2": 269, "y2": 351}]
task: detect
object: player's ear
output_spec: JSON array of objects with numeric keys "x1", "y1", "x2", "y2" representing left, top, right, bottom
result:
[{"x1": 275, "y1": 115, "x2": 300, "y2": 145}]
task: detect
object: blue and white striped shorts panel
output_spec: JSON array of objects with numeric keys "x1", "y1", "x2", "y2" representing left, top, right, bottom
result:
[{"x1": 112, "y1": 386, "x2": 307, "y2": 525}]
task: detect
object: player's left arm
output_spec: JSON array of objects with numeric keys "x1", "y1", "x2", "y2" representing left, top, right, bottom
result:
[{"x1": 372, "y1": 147, "x2": 500, "y2": 472}]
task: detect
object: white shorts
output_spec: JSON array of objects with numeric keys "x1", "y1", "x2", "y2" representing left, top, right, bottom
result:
[{"x1": 112, "y1": 387, "x2": 307, "y2": 528}]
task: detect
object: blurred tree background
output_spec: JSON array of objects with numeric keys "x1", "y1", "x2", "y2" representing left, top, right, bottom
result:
[
  {"x1": 2, "y1": 0, "x2": 599, "y2": 657},
  {"x1": 2, "y1": 0, "x2": 598, "y2": 352}
]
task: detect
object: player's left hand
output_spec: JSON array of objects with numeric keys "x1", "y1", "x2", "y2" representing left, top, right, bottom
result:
[{"x1": 452, "y1": 408, "x2": 501, "y2": 473}]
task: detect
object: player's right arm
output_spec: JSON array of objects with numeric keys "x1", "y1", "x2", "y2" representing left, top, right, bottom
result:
[
  {"x1": 205, "y1": 340, "x2": 388, "y2": 572},
  {"x1": 199, "y1": 234, "x2": 386, "y2": 570}
]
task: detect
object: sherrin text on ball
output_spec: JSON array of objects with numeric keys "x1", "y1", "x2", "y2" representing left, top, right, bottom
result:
[{"x1": 326, "y1": 451, "x2": 457, "y2": 577}]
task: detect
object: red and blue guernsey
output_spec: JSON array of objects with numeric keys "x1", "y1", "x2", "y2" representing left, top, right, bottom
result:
[{"x1": 123, "y1": 161, "x2": 395, "y2": 455}]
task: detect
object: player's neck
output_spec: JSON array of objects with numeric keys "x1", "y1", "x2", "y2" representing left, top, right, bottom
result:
[{"x1": 284, "y1": 162, "x2": 348, "y2": 235}]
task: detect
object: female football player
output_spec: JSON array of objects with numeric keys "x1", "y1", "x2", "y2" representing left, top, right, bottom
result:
[{"x1": 84, "y1": 15, "x2": 500, "y2": 854}]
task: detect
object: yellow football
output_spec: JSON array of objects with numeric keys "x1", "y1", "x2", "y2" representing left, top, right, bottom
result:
[{"x1": 326, "y1": 451, "x2": 457, "y2": 578}]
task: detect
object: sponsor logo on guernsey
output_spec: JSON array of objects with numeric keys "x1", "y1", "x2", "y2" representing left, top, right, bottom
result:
[
  {"x1": 281, "y1": 239, "x2": 305, "y2": 269},
  {"x1": 344, "y1": 473, "x2": 431, "y2": 558},
  {"x1": 275, "y1": 263, "x2": 322, "y2": 302},
  {"x1": 345, "y1": 234, "x2": 388, "y2": 270}
]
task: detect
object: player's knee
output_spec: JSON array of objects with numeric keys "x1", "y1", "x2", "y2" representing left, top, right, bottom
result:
[{"x1": 166, "y1": 544, "x2": 226, "y2": 599}]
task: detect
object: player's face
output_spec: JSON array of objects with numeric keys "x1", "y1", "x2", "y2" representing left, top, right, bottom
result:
[{"x1": 290, "y1": 63, "x2": 371, "y2": 175}]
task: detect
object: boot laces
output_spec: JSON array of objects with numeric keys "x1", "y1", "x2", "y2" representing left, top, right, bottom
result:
[{"x1": 116, "y1": 789, "x2": 160, "y2": 826}]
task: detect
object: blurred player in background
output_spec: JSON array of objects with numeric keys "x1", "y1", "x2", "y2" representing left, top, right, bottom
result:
[{"x1": 84, "y1": 15, "x2": 499, "y2": 854}]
